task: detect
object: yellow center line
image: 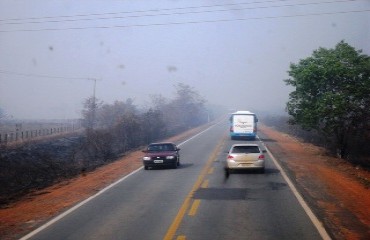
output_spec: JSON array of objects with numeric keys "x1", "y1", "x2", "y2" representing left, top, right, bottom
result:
[
  {"x1": 207, "y1": 167, "x2": 214, "y2": 174},
  {"x1": 163, "y1": 134, "x2": 226, "y2": 240},
  {"x1": 201, "y1": 179, "x2": 209, "y2": 188},
  {"x1": 188, "y1": 199, "x2": 201, "y2": 216}
]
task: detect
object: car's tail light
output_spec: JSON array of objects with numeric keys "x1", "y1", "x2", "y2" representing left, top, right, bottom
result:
[
  {"x1": 230, "y1": 126, "x2": 233, "y2": 132},
  {"x1": 227, "y1": 155, "x2": 234, "y2": 159},
  {"x1": 258, "y1": 154, "x2": 265, "y2": 159}
]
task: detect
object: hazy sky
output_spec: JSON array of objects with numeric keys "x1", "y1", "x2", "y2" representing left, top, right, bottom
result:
[{"x1": 0, "y1": 0, "x2": 369, "y2": 119}]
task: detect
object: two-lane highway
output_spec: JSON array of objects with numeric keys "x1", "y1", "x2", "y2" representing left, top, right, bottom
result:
[
  {"x1": 170, "y1": 127, "x2": 325, "y2": 240},
  {"x1": 23, "y1": 120, "x2": 327, "y2": 240}
]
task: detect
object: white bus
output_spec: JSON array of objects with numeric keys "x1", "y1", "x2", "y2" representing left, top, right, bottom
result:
[{"x1": 229, "y1": 111, "x2": 258, "y2": 140}]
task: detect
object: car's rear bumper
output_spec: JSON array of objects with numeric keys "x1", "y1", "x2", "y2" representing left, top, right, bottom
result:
[
  {"x1": 226, "y1": 159, "x2": 264, "y2": 169},
  {"x1": 230, "y1": 132, "x2": 256, "y2": 138}
]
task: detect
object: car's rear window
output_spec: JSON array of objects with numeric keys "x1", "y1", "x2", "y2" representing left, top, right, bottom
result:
[
  {"x1": 148, "y1": 144, "x2": 175, "y2": 151},
  {"x1": 231, "y1": 145, "x2": 260, "y2": 154}
]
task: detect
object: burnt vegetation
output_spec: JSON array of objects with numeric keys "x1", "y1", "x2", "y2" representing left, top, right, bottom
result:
[
  {"x1": 0, "y1": 83, "x2": 220, "y2": 206},
  {"x1": 262, "y1": 113, "x2": 370, "y2": 169}
]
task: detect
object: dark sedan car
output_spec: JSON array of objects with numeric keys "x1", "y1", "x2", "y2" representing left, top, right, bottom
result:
[{"x1": 142, "y1": 142, "x2": 180, "y2": 170}]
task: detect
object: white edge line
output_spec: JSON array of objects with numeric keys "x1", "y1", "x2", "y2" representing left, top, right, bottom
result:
[
  {"x1": 258, "y1": 136, "x2": 331, "y2": 240},
  {"x1": 177, "y1": 122, "x2": 219, "y2": 147},
  {"x1": 19, "y1": 167, "x2": 142, "y2": 240},
  {"x1": 20, "y1": 122, "x2": 219, "y2": 240}
]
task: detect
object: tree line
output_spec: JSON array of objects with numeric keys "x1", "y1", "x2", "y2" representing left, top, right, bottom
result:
[
  {"x1": 284, "y1": 41, "x2": 370, "y2": 167},
  {"x1": 0, "y1": 83, "x2": 219, "y2": 205},
  {"x1": 79, "y1": 83, "x2": 212, "y2": 166}
]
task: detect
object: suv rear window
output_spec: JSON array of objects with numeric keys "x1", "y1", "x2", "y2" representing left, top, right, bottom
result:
[{"x1": 231, "y1": 145, "x2": 260, "y2": 154}]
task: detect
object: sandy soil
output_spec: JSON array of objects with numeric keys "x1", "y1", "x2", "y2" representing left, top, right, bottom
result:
[{"x1": 0, "y1": 124, "x2": 369, "y2": 240}]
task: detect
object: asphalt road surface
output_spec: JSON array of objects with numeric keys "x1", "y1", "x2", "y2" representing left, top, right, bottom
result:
[{"x1": 23, "y1": 120, "x2": 324, "y2": 240}]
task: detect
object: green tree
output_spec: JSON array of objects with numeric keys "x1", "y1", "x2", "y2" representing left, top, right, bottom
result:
[{"x1": 285, "y1": 41, "x2": 370, "y2": 158}]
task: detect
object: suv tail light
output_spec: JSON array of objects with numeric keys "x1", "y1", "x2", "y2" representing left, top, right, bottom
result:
[
  {"x1": 258, "y1": 154, "x2": 265, "y2": 159},
  {"x1": 227, "y1": 155, "x2": 234, "y2": 159}
]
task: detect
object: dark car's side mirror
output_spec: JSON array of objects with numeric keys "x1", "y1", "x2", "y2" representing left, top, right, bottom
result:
[{"x1": 142, "y1": 150, "x2": 148, "y2": 153}]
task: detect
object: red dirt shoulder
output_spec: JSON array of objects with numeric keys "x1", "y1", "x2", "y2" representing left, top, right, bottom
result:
[{"x1": 260, "y1": 124, "x2": 370, "y2": 240}]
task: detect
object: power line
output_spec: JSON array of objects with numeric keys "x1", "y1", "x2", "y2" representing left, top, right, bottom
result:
[
  {"x1": 0, "y1": 0, "x2": 311, "y2": 22},
  {"x1": 0, "y1": 70, "x2": 91, "y2": 80},
  {"x1": 0, "y1": 0, "x2": 359, "y2": 26},
  {"x1": 0, "y1": 8, "x2": 368, "y2": 33}
]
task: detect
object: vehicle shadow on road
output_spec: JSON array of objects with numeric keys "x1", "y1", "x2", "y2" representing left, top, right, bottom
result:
[
  {"x1": 177, "y1": 163, "x2": 194, "y2": 169},
  {"x1": 224, "y1": 168, "x2": 280, "y2": 181},
  {"x1": 145, "y1": 163, "x2": 194, "y2": 170}
]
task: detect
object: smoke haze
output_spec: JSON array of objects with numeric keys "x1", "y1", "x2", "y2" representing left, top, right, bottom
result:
[{"x1": 0, "y1": 0, "x2": 369, "y2": 119}]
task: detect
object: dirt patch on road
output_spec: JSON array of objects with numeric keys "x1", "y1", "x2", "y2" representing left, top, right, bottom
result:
[{"x1": 0, "y1": 123, "x2": 369, "y2": 240}]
